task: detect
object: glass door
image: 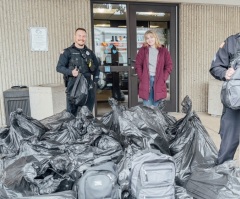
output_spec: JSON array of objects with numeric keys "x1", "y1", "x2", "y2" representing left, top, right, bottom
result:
[
  {"x1": 92, "y1": 3, "x2": 129, "y2": 116},
  {"x1": 92, "y1": 2, "x2": 178, "y2": 116},
  {"x1": 128, "y1": 3, "x2": 178, "y2": 111}
]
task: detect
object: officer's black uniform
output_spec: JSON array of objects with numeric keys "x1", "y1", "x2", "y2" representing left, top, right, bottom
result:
[
  {"x1": 210, "y1": 33, "x2": 240, "y2": 164},
  {"x1": 56, "y1": 43, "x2": 99, "y2": 116}
]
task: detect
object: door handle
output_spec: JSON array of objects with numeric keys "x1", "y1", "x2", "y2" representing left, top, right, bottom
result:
[{"x1": 128, "y1": 58, "x2": 136, "y2": 65}]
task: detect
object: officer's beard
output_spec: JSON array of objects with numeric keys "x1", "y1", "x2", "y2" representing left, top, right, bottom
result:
[{"x1": 75, "y1": 42, "x2": 85, "y2": 48}]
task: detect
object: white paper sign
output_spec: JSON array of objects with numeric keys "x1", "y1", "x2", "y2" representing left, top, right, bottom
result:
[{"x1": 30, "y1": 27, "x2": 48, "y2": 51}]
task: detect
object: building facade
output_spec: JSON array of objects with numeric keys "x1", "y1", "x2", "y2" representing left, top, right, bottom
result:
[{"x1": 0, "y1": 0, "x2": 240, "y2": 126}]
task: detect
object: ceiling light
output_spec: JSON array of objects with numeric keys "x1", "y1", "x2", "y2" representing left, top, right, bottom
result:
[
  {"x1": 93, "y1": 8, "x2": 117, "y2": 14},
  {"x1": 150, "y1": 25, "x2": 160, "y2": 28},
  {"x1": 95, "y1": 24, "x2": 110, "y2": 27},
  {"x1": 136, "y1": 12, "x2": 165, "y2": 17}
]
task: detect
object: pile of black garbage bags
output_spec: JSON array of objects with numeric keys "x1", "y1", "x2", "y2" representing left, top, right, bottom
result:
[{"x1": 1, "y1": 95, "x2": 240, "y2": 199}]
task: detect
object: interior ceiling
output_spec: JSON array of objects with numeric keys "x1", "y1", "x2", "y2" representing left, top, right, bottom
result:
[{"x1": 93, "y1": 4, "x2": 170, "y2": 21}]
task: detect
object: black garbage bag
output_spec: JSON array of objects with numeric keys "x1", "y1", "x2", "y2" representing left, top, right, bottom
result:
[
  {"x1": 166, "y1": 95, "x2": 218, "y2": 186},
  {"x1": 117, "y1": 145, "x2": 135, "y2": 198},
  {"x1": 0, "y1": 184, "x2": 10, "y2": 199},
  {"x1": 65, "y1": 135, "x2": 123, "y2": 174},
  {"x1": 0, "y1": 128, "x2": 11, "y2": 157},
  {"x1": 100, "y1": 98, "x2": 127, "y2": 134},
  {"x1": 0, "y1": 187, "x2": 77, "y2": 199},
  {"x1": 69, "y1": 73, "x2": 88, "y2": 106},
  {"x1": 1, "y1": 154, "x2": 74, "y2": 197},
  {"x1": 0, "y1": 127, "x2": 20, "y2": 158},
  {"x1": 137, "y1": 100, "x2": 177, "y2": 134},
  {"x1": 41, "y1": 118, "x2": 85, "y2": 144},
  {"x1": 49, "y1": 154, "x2": 79, "y2": 192},
  {"x1": 41, "y1": 107, "x2": 97, "y2": 143},
  {"x1": 0, "y1": 108, "x2": 49, "y2": 158},
  {"x1": 10, "y1": 109, "x2": 47, "y2": 138},
  {"x1": 1, "y1": 155, "x2": 41, "y2": 196},
  {"x1": 175, "y1": 185, "x2": 193, "y2": 199},
  {"x1": 121, "y1": 105, "x2": 170, "y2": 154},
  {"x1": 118, "y1": 106, "x2": 170, "y2": 154},
  {"x1": 17, "y1": 190, "x2": 77, "y2": 199},
  {"x1": 92, "y1": 135, "x2": 123, "y2": 161},
  {"x1": 0, "y1": 109, "x2": 48, "y2": 157},
  {"x1": 78, "y1": 118, "x2": 109, "y2": 145},
  {"x1": 157, "y1": 100, "x2": 177, "y2": 126},
  {"x1": 40, "y1": 110, "x2": 75, "y2": 131},
  {"x1": 186, "y1": 160, "x2": 240, "y2": 199},
  {"x1": 41, "y1": 106, "x2": 109, "y2": 145},
  {"x1": 2, "y1": 137, "x2": 66, "y2": 171},
  {"x1": 76, "y1": 105, "x2": 94, "y2": 120},
  {"x1": 118, "y1": 115, "x2": 145, "y2": 149},
  {"x1": 66, "y1": 143, "x2": 95, "y2": 173}
]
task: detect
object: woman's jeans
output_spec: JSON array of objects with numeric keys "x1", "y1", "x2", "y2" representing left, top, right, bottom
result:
[{"x1": 143, "y1": 76, "x2": 160, "y2": 106}]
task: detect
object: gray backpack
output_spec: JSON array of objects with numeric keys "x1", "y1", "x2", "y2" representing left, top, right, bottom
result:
[
  {"x1": 221, "y1": 44, "x2": 240, "y2": 110},
  {"x1": 221, "y1": 67, "x2": 240, "y2": 110},
  {"x1": 75, "y1": 161, "x2": 119, "y2": 199},
  {"x1": 130, "y1": 149, "x2": 175, "y2": 199}
]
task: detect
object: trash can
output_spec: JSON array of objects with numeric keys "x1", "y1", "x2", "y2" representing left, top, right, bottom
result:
[{"x1": 3, "y1": 86, "x2": 31, "y2": 126}]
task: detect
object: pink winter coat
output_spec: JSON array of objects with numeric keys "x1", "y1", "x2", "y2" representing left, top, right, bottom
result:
[{"x1": 135, "y1": 46, "x2": 173, "y2": 101}]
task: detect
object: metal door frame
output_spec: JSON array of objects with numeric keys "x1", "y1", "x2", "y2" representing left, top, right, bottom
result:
[
  {"x1": 91, "y1": 1, "x2": 179, "y2": 114},
  {"x1": 127, "y1": 3, "x2": 179, "y2": 111}
]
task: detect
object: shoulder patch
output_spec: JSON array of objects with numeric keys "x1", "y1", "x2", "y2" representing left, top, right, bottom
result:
[{"x1": 219, "y1": 42, "x2": 225, "y2": 48}]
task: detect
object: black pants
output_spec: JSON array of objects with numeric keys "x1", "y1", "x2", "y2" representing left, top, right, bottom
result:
[
  {"x1": 217, "y1": 106, "x2": 240, "y2": 164},
  {"x1": 66, "y1": 83, "x2": 95, "y2": 116}
]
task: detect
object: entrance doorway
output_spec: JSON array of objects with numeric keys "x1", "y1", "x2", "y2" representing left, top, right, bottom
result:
[{"x1": 91, "y1": 2, "x2": 179, "y2": 116}]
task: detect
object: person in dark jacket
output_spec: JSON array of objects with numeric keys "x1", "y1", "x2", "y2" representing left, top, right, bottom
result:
[
  {"x1": 135, "y1": 29, "x2": 173, "y2": 106},
  {"x1": 209, "y1": 33, "x2": 240, "y2": 165},
  {"x1": 56, "y1": 28, "x2": 99, "y2": 116}
]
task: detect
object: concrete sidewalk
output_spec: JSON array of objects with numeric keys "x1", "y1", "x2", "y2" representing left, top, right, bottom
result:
[{"x1": 169, "y1": 112, "x2": 240, "y2": 163}]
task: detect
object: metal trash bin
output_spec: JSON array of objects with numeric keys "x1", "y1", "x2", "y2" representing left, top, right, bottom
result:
[{"x1": 3, "y1": 86, "x2": 31, "y2": 126}]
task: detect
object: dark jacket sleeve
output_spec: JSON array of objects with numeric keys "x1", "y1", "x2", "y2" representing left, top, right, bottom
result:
[
  {"x1": 209, "y1": 39, "x2": 230, "y2": 81},
  {"x1": 56, "y1": 49, "x2": 73, "y2": 76}
]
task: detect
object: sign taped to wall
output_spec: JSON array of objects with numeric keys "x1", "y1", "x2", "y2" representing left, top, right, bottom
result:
[{"x1": 30, "y1": 27, "x2": 48, "y2": 51}]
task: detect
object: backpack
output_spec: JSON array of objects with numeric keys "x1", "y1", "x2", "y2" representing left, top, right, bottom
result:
[
  {"x1": 75, "y1": 160, "x2": 120, "y2": 199},
  {"x1": 221, "y1": 67, "x2": 240, "y2": 110},
  {"x1": 129, "y1": 149, "x2": 175, "y2": 199},
  {"x1": 221, "y1": 39, "x2": 240, "y2": 110}
]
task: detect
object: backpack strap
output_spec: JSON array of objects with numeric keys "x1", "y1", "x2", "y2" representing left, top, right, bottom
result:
[
  {"x1": 93, "y1": 156, "x2": 112, "y2": 165},
  {"x1": 231, "y1": 37, "x2": 240, "y2": 68}
]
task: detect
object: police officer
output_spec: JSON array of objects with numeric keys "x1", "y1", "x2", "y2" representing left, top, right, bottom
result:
[
  {"x1": 56, "y1": 28, "x2": 99, "y2": 116},
  {"x1": 209, "y1": 33, "x2": 240, "y2": 164}
]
